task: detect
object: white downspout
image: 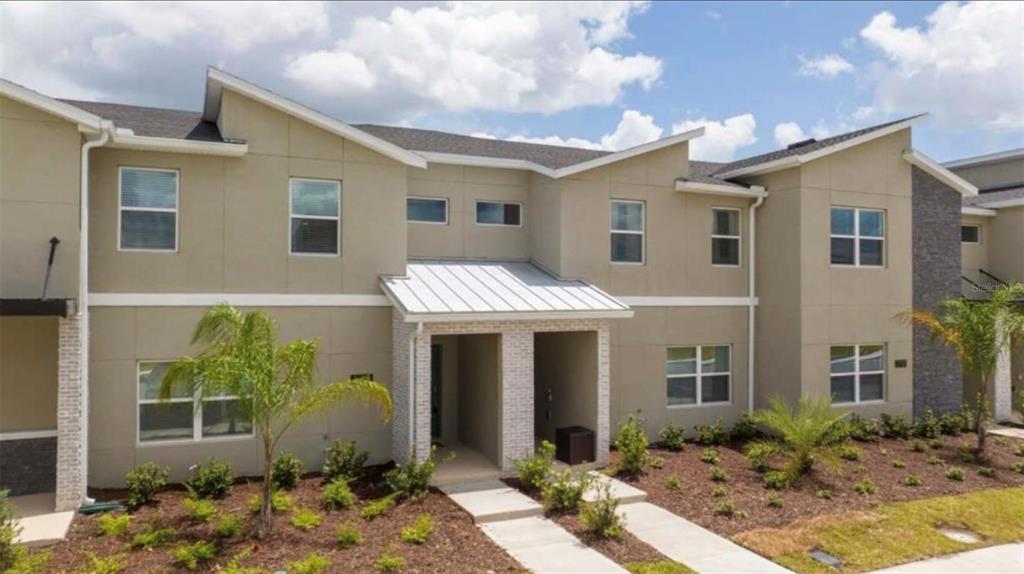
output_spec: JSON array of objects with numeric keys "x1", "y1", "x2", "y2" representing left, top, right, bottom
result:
[
  {"x1": 78, "y1": 122, "x2": 112, "y2": 503},
  {"x1": 747, "y1": 188, "x2": 766, "y2": 414}
]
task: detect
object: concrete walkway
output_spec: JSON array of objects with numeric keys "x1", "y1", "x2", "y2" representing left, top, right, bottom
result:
[
  {"x1": 865, "y1": 542, "x2": 1024, "y2": 574},
  {"x1": 10, "y1": 493, "x2": 74, "y2": 547},
  {"x1": 441, "y1": 480, "x2": 542, "y2": 523},
  {"x1": 480, "y1": 516, "x2": 626, "y2": 573}
]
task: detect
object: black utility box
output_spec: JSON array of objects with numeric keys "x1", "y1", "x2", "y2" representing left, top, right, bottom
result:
[{"x1": 555, "y1": 426, "x2": 595, "y2": 465}]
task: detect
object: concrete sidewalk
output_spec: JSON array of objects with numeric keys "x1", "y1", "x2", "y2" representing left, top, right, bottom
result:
[{"x1": 866, "y1": 542, "x2": 1024, "y2": 574}]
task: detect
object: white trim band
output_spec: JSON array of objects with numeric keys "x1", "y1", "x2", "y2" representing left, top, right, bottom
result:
[
  {"x1": 619, "y1": 296, "x2": 758, "y2": 307},
  {"x1": 903, "y1": 149, "x2": 978, "y2": 196},
  {"x1": 962, "y1": 206, "x2": 998, "y2": 217},
  {"x1": 0, "y1": 429, "x2": 58, "y2": 441},
  {"x1": 675, "y1": 180, "x2": 767, "y2": 198},
  {"x1": 89, "y1": 293, "x2": 391, "y2": 307},
  {"x1": 402, "y1": 309, "x2": 634, "y2": 323}
]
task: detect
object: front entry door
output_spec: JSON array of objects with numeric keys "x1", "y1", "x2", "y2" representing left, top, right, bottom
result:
[{"x1": 430, "y1": 344, "x2": 442, "y2": 440}]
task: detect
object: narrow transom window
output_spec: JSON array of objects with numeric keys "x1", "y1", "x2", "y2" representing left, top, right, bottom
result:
[
  {"x1": 830, "y1": 207, "x2": 885, "y2": 267},
  {"x1": 138, "y1": 361, "x2": 253, "y2": 443},
  {"x1": 610, "y1": 200, "x2": 644, "y2": 264},
  {"x1": 666, "y1": 345, "x2": 731, "y2": 406},
  {"x1": 119, "y1": 167, "x2": 178, "y2": 251},
  {"x1": 290, "y1": 178, "x2": 341, "y2": 255},
  {"x1": 408, "y1": 197, "x2": 448, "y2": 224},
  {"x1": 829, "y1": 345, "x2": 885, "y2": 404},
  {"x1": 475, "y1": 200, "x2": 522, "y2": 226},
  {"x1": 711, "y1": 208, "x2": 741, "y2": 266},
  {"x1": 961, "y1": 225, "x2": 980, "y2": 244}
]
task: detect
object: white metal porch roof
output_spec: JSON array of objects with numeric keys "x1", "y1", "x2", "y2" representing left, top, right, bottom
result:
[{"x1": 381, "y1": 260, "x2": 633, "y2": 322}]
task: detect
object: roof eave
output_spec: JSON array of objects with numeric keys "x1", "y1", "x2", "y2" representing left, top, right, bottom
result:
[
  {"x1": 415, "y1": 151, "x2": 557, "y2": 178},
  {"x1": 401, "y1": 309, "x2": 635, "y2": 323},
  {"x1": 1, "y1": 78, "x2": 104, "y2": 131},
  {"x1": 552, "y1": 127, "x2": 705, "y2": 179},
  {"x1": 943, "y1": 147, "x2": 1024, "y2": 169},
  {"x1": 110, "y1": 131, "x2": 248, "y2": 157},
  {"x1": 903, "y1": 149, "x2": 978, "y2": 196},
  {"x1": 962, "y1": 206, "x2": 998, "y2": 217},
  {"x1": 973, "y1": 198, "x2": 1024, "y2": 209},
  {"x1": 674, "y1": 179, "x2": 767, "y2": 198}
]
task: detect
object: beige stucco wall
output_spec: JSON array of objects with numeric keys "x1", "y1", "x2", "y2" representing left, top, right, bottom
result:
[
  {"x1": 534, "y1": 331, "x2": 598, "y2": 442},
  {"x1": 960, "y1": 214, "x2": 990, "y2": 276},
  {"x1": 87, "y1": 305, "x2": 393, "y2": 487},
  {"x1": 529, "y1": 174, "x2": 563, "y2": 275},
  {"x1": 456, "y1": 333, "x2": 501, "y2": 463},
  {"x1": 89, "y1": 89, "x2": 407, "y2": 295},
  {"x1": 0, "y1": 316, "x2": 58, "y2": 432},
  {"x1": 986, "y1": 207, "x2": 1024, "y2": 283},
  {"x1": 950, "y1": 158, "x2": 1024, "y2": 191},
  {"x1": 0, "y1": 96, "x2": 81, "y2": 300}
]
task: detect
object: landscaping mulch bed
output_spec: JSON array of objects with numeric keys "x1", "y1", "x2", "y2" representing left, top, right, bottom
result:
[
  {"x1": 617, "y1": 433, "x2": 1024, "y2": 537},
  {"x1": 37, "y1": 467, "x2": 521, "y2": 573}
]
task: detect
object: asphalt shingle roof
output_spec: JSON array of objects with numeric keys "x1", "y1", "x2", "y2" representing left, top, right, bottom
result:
[
  {"x1": 60, "y1": 99, "x2": 224, "y2": 142},
  {"x1": 679, "y1": 160, "x2": 744, "y2": 188},
  {"x1": 962, "y1": 186, "x2": 1024, "y2": 207}
]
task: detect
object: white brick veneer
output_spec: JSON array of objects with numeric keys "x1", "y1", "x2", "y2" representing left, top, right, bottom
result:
[
  {"x1": 55, "y1": 314, "x2": 85, "y2": 511},
  {"x1": 391, "y1": 315, "x2": 610, "y2": 474}
]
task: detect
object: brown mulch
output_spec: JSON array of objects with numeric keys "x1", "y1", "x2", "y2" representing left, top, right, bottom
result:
[
  {"x1": 37, "y1": 466, "x2": 521, "y2": 573},
  {"x1": 615, "y1": 433, "x2": 1024, "y2": 537}
]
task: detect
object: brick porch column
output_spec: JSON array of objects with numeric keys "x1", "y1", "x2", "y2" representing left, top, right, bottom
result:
[
  {"x1": 595, "y1": 322, "x2": 611, "y2": 465},
  {"x1": 500, "y1": 328, "x2": 534, "y2": 473},
  {"x1": 55, "y1": 314, "x2": 84, "y2": 511}
]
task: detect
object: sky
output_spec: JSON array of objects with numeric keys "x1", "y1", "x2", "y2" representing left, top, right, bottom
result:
[{"x1": 1, "y1": 1, "x2": 1021, "y2": 163}]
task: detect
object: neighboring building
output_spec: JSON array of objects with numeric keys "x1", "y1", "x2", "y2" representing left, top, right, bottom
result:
[{"x1": 0, "y1": 69, "x2": 974, "y2": 511}]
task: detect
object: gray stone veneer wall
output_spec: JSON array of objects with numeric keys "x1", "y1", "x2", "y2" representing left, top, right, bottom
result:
[
  {"x1": 0, "y1": 437, "x2": 57, "y2": 496},
  {"x1": 911, "y1": 166, "x2": 963, "y2": 415}
]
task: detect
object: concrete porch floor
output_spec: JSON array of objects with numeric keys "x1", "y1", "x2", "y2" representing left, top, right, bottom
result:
[
  {"x1": 430, "y1": 443, "x2": 503, "y2": 487},
  {"x1": 10, "y1": 492, "x2": 74, "y2": 546}
]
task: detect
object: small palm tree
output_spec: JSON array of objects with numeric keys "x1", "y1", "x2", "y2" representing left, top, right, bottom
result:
[
  {"x1": 899, "y1": 284, "x2": 1024, "y2": 453},
  {"x1": 160, "y1": 304, "x2": 392, "y2": 537},
  {"x1": 746, "y1": 396, "x2": 849, "y2": 485}
]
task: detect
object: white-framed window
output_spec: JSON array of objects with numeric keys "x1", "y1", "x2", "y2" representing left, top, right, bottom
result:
[
  {"x1": 830, "y1": 207, "x2": 885, "y2": 267},
  {"x1": 961, "y1": 225, "x2": 981, "y2": 244},
  {"x1": 475, "y1": 200, "x2": 522, "y2": 226},
  {"x1": 408, "y1": 197, "x2": 448, "y2": 224},
  {"x1": 829, "y1": 344, "x2": 885, "y2": 404},
  {"x1": 610, "y1": 200, "x2": 644, "y2": 264},
  {"x1": 666, "y1": 345, "x2": 731, "y2": 407},
  {"x1": 137, "y1": 361, "x2": 253, "y2": 444},
  {"x1": 711, "y1": 208, "x2": 741, "y2": 266},
  {"x1": 119, "y1": 167, "x2": 178, "y2": 251},
  {"x1": 290, "y1": 178, "x2": 341, "y2": 255}
]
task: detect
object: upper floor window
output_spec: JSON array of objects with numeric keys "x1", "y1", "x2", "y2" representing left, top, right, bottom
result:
[
  {"x1": 476, "y1": 200, "x2": 522, "y2": 226},
  {"x1": 119, "y1": 167, "x2": 178, "y2": 251},
  {"x1": 829, "y1": 344, "x2": 885, "y2": 404},
  {"x1": 667, "y1": 345, "x2": 731, "y2": 407},
  {"x1": 961, "y1": 225, "x2": 981, "y2": 244},
  {"x1": 830, "y1": 207, "x2": 884, "y2": 267},
  {"x1": 290, "y1": 178, "x2": 340, "y2": 255},
  {"x1": 137, "y1": 361, "x2": 252, "y2": 444},
  {"x1": 610, "y1": 200, "x2": 644, "y2": 264},
  {"x1": 711, "y1": 208, "x2": 741, "y2": 266},
  {"x1": 408, "y1": 197, "x2": 448, "y2": 224}
]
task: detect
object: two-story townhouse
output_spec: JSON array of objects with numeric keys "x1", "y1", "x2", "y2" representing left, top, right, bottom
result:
[{"x1": 0, "y1": 69, "x2": 974, "y2": 513}]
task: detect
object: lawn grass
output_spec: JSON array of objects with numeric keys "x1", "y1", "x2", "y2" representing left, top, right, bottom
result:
[
  {"x1": 734, "y1": 487, "x2": 1024, "y2": 573},
  {"x1": 624, "y1": 561, "x2": 697, "y2": 574}
]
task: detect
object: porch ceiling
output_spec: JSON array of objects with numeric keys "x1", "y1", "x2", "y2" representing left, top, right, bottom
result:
[{"x1": 381, "y1": 260, "x2": 632, "y2": 323}]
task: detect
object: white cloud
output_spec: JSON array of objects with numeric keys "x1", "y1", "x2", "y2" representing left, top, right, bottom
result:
[
  {"x1": 600, "y1": 110, "x2": 663, "y2": 150},
  {"x1": 705, "y1": 10, "x2": 722, "y2": 20},
  {"x1": 798, "y1": 54, "x2": 854, "y2": 77},
  {"x1": 773, "y1": 122, "x2": 806, "y2": 147},
  {"x1": 859, "y1": 2, "x2": 1024, "y2": 130},
  {"x1": 672, "y1": 114, "x2": 758, "y2": 161}
]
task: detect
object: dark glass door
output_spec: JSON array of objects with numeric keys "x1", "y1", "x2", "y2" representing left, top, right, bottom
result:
[{"x1": 430, "y1": 344, "x2": 442, "y2": 440}]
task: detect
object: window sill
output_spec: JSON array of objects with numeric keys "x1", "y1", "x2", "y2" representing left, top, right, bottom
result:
[
  {"x1": 118, "y1": 248, "x2": 178, "y2": 254},
  {"x1": 137, "y1": 433, "x2": 256, "y2": 448},
  {"x1": 711, "y1": 264, "x2": 741, "y2": 269},
  {"x1": 408, "y1": 220, "x2": 449, "y2": 226},
  {"x1": 611, "y1": 261, "x2": 645, "y2": 266},
  {"x1": 667, "y1": 401, "x2": 732, "y2": 410},
  {"x1": 289, "y1": 252, "x2": 341, "y2": 258},
  {"x1": 831, "y1": 400, "x2": 886, "y2": 408}
]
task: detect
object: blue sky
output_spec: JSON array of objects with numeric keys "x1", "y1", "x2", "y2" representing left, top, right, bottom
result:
[{"x1": 2, "y1": 1, "x2": 1021, "y2": 162}]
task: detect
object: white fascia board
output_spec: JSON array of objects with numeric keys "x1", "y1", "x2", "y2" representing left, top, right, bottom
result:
[
  {"x1": 402, "y1": 309, "x2": 635, "y2": 323},
  {"x1": 89, "y1": 293, "x2": 391, "y2": 307},
  {"x1": 618, "y1": 296, "x2": 758, "y2": 307},
  {"x1": 416, "y1": 151, "x2": 557, "y2": 178},
  {"x1": 715, "y1": 116, "x2": 926, "y2": 179},
  {"x1": 0, "y1": 77, "x2": 104, "y2": 130},
  {"x1": 110, "y1": 133, "x2": 248, "y2": 157},
  {"x1": 943, "y1": 147, "x2": 1024, "y2": 169},
  {"x1": 204, "y1": 68, "x2": 427, "y2": 168},
  {"x1": 903, "y1": 149, "x2": 978, "y2": 196},
  {"x1": 974, "y1": 198, "x2": 1024, "y2": 209},
  {"x1": 552, "y1": 127, "x2": 705, "y2": 179},
  {"x1": 674, "y1": 180, "x2": 767, "y2": 198},
  {"x1": 962, "y1": 206, "x2": 998, "y2": 217}
]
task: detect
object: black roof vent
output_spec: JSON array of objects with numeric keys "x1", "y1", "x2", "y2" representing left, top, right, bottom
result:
[{"x1": 786, "y1": 138, "x2": 817, "y2": 150}]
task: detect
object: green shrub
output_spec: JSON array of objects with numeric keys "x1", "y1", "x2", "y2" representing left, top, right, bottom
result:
[
  {"x1": 902, "y1": 474, "x2": 922, "y2": 486},
  {"x1": 713, "y1": 499, "x2": 747, "y2": 519},
  {"x1": 96, "y1": 513, "x2": 133, "y2": 538},
  {"x1": 925, "y1": 455, "x2": 944, "y2": 465},
  {"x1": 6, "y1": 547, "x2": 50, "y2": 574},
  {"x1": 957, "y1": 448, "x2": 977, "y2": 464},
  {"x1": 214, "y1": 513, "x2": 245, "y2": 538},
  {"x1": 763, "y1": 471, "x2": 788, "y2": 490},
  {"x1": 854, "y1": 479, "x2": 877, "y2": 494},
  {"x1": 173, "y1": 541, "x2": 218, "y2": 571},
  {"x1": 248, "y1": 491, "x2": 292, "y2": 514},
  {"x1": 323, "y1": 440, "x2": 369, "y2": 483},
  {"x1": 816, "y1": 489, "x2": 833, "y2": 500},
  {"x1": 659, "y1": 423, "x2": 686, "y2": 451},
  {"x1": 131, "y1": 526, "x2": 176, "y2": 550},
  {"x1": 580, "y1": 482, "x2": 623, "y2": 539},
  {"x1": 322, "y1": 479, "x2": 357, "y2": 510},
  {"x1": 710, "y1": 466, "x2": 729, "y2": 482},
  {"x1": 384, "y1": 446, "x2": 446, "y2": 500},
  {"x1": 945, "y1": 467, "x2": 965, "y2": 481},
  {"x1": 730, "y1": 413, "x2": 761, "y2": 443},
  {"x1": 615, "y1": 415, "x2": 650, "y2": 475},
  {"x1": 664, "y1": 476, "x2": 682, "y2": 491},
  {"x1": 749, "y1": 456, "x2": 770, "y2": 474},
  {"x1": 977, "y1": 467, "x2": 997, "y2": 478},
  {"x1": 853, "y1": 464, "x2": 868, "y2": 474},
  {"x1": 360, "y1": 494, "x2": 397, "y2": 519},
  {"x1": 399, "y1": 514, "x2": 434, "y2": 544},
  {"x1": 767, "y1": 493, "x2": 784, "y2": 508},
  {"x1": 271, "y1": 452, "x2": 304, "y2": 490},
  {"x1": 291, "y1": 508, "x2": 322, "y2": 531},
  {"x1": 694, "y1": 419, "x2": 729, "y2": 446},
  {"x1": 700, "y1": 448, "x2": 720, "y2": 464},
  {"x1": 182, "y1": 497, "x2": 217, "y2": 524},
  {"x1": 891, "y1": 459, "x2": 906, "y2": 469},
  {"x1": 515, "y1": 440, "x2": 555, "y2": 491},
  {"x1": 0, "y1": 489, "x2": 19, "y2": 572},
  {"x1": 747, "y1": 396, "x2": 850, "y2": 485},
  {"x1": 337, "y1": 524, "x2": 364, "y2": 549},
  {"x1": 880, "y1": 413, "x2": 911, "y2": 439},
  {"x1": 1009, "y1": 461, "x2": 1024, "y2": 474},
  {"x1": 287, "y1": 552, "x2": 330, "y2": 574},
  {"x1": 911, "y1": 440, "x2": 927, "y2": 453},
  {"x1": 938, "y1": 411, "x2": 966, "y2": 435},
  {"x1": 375, "y1": 549, "x2": 406, "y2": 572},
  {"x1": 1014, "y1": 443, "x2": 1024, "y2": 457},
  {"x1": 542, "y1": 468, "x2": 592, "y2": 514},
  {"x1": 124, "y1": 463, "x2": 168, "y2": 510},
  {"x1": 929, "y1": 438, "x2": 944, "y2": 449},
  {"x1": 839, "y1": 446, "x2": 861, "y2": 461},
  {"x1": 711, "y1": 485, "x2": 728, "y2": 498},
  {"x1": 75, "y1": 552, "x2": 125, "y2": 574},
  {"x1": 184, "y1": 459, "x2": 234, "y2": 500},
  {"x1": 912, "y1": 409, "x2": 941, "y2": 439},
  {"x1": 650, "y1": 456, "x2": 665, "y2": 469},
  {"x1": 845, "y1": 414, "x2": 880, "y2": 442},
  {"x1": 218, "y1": 549, "x2": 265, "y2": 574}
]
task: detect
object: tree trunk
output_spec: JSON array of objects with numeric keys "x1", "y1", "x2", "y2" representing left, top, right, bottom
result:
[{"x1": 258, "y1": 439, "x2": 273, "y2": 537}]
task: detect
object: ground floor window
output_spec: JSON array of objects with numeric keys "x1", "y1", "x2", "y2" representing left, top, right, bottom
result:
[
  {"x1": 666, "y1": 345, "x2": 731, "y2": 406},
  {"x1": 830, "y1": 344, "x2": 885, "y2": 404},
  {"x1": 137, "y1": 361, "x2": 253, "y2": 443}
]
